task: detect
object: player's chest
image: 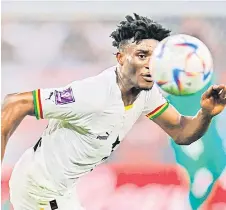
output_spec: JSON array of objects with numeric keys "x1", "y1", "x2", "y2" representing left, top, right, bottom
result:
[
  {"x1": 91, "y1": 96, "x2": 145, "y2": 138},
  {"x1": 89, "y1": 103, "x2": 144, "y2": 159}
]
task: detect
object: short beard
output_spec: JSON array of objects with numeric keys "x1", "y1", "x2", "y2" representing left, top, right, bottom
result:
[
  {"x1": 140, "y1": 87, "x2": 152, "y2": 91},
  {"x1": 137, "y1": 83, "x2": 154, "y2": 91}
]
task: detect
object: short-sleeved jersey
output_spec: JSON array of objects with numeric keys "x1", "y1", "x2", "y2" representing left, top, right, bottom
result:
[{"x1": 31, "y1": 66, "x2": 169, "y2": 193}]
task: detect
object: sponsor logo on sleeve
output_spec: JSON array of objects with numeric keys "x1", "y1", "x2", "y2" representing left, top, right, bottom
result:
[
  {"x1": 45, "y1": 92, "x2": 54, "y2": 101},
  {"x1": 55, "y1": 87, "x2": 75, "y2": 105}
]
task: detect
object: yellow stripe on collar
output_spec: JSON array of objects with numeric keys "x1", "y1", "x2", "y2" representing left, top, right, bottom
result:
[{"x1": 124, "y1": 104, "x2": 133, "y2": 111}]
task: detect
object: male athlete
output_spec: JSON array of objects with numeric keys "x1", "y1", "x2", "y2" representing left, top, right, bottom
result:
[{"x1": 2, "y1": 13, "x2": 226, "y2": 210}]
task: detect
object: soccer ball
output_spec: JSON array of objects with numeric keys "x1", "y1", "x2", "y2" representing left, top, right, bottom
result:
[{"x1": 150, "y1": 34, "x2": 213, "y2": 96}]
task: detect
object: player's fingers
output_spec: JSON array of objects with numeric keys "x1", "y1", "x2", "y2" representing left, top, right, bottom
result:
[
  {"x1": 202, "y1": 85, "x2": 217, "y2": 99},
  {"x1": 212, "y1": 84, "x2": 225, "y2": 91},
  {"x1": 218, "y1": 86, "x2": 226, "y2": 103},
  {"x1": 204, "y1": 84, "x2": 226, "y2": 99}
]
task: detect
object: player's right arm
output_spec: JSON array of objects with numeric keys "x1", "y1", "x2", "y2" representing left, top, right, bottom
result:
[
  {"x1": 1, "y1": 92, "x2": 34, "y2": 161},
  {"x1": 1, "y1": 76, "x2": 107, "y2": 162}
]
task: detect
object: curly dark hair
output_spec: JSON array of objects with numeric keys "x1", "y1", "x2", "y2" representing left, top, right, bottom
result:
[{"x1": 110, "y1": 13, "x2": 171, "y2": 49}]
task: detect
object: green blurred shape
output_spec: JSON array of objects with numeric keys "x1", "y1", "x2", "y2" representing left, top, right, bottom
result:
[{"x1": 167, "y1": 81, "x2": 226, "y2": 209}]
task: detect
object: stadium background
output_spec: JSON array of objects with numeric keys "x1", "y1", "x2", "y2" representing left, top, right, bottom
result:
[{"x1": 1, "y1": 1, "x2": 226, "y2": 209}]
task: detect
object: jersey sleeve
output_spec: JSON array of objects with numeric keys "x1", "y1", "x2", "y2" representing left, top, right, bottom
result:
[
  {"x1": 143, "y1": 83, "x2": 169, "y2": 120},
  {"x1": 32, "y1": 78, "x2": 106, "y2": 120}
]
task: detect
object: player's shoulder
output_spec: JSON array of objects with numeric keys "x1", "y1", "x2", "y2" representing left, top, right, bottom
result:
[
  {"x1": 144, "y1": 83, "x2": 163, "y2": 99},
  {"x1": 142, "y1": 83, "x2": 168, "y2": 115},
  {"x1": 143, "y1": 83, "x2": 167, "y2": 105},
  {"x1": 70, "y1": 66, "x2": 116, "y2": 90},
  {"x1": 69, "y1": 66, "x2": 117, "y2": 109}
]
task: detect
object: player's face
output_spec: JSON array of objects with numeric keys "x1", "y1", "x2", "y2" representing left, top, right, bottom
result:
[{"x1": 118, "y1": 39, "x2": 159, "y2": 90}]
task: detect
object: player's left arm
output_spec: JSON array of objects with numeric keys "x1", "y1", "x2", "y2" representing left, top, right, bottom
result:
[{"x1": 152, "y1": 84, "x2": 226, "y2": 145}]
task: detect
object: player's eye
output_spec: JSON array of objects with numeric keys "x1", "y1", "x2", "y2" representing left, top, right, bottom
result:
[{"x1": 138, "y1": 54, "x2": 146, "y2": 59}]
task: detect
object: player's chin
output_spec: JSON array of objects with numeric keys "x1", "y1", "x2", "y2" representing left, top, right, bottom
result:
[{"x1": 138, "y1": 81, "x2": 154, "y2": 91}]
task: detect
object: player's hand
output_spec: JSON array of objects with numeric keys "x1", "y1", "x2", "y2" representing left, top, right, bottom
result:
[{"x1": 201, "y1": 84, "x2": 226, "y2": 117}]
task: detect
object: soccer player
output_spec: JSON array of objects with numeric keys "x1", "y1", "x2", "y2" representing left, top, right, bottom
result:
[{"x1": 1, "y1": 13, "x2": 226, "y2": 210}]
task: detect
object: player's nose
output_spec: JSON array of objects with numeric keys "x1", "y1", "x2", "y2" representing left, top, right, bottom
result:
[
  {"x1": 148, "y1": 57, "x2": 155, "y2": 73},
  {"x1": 144, "y1": 59, "x2": 151, "y2": 70},
  {"x1": 144, "y1": 56, "x2": 152, "y2": 69}
]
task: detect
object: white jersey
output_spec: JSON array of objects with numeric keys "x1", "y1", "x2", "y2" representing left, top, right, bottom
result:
[{"x1": 30, "y1": 66, "x2": 169, "y2": 194}]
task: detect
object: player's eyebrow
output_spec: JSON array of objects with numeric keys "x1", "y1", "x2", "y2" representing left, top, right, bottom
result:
[{"x1": 136, "y1": 49, "x2": 151, "y2": 54}]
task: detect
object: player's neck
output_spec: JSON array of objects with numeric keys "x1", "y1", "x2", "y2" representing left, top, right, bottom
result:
[{"x1": 115, "y1": 67, "x2": 141, "y2": 105}]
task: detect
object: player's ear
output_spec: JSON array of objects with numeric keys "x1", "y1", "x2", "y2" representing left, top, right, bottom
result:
[{"x1": 116, "y1": 52, "x2": 125, "y2": 66}]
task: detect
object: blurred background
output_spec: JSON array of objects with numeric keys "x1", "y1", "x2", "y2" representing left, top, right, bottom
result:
[{"x1": 1, "y1": 1, "x2": 226, "y2": 210}]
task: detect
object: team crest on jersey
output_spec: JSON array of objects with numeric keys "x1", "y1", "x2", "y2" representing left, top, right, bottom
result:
[{"x1": 55, "y1": 87, "x2": 75, "y2": 105}]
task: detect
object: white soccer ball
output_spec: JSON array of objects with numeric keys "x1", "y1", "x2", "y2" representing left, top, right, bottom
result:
[{"x1": 150, "y1": 34, "x2": 213, "y2": 96}]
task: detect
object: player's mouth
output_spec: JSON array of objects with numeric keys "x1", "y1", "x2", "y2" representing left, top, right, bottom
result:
[{"x1": 142, "y1": 74, "x2": 153, "y2": 82}]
